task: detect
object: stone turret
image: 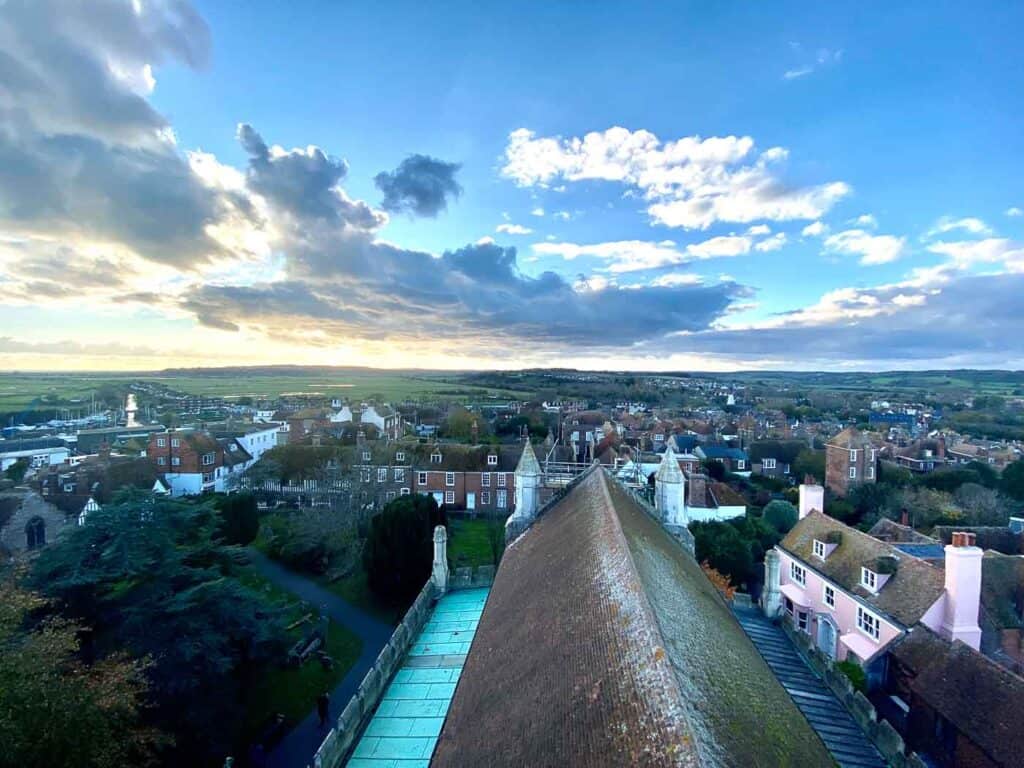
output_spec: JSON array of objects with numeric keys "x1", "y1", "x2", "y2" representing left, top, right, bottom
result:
[
  {"x1": 654, "y1": 446, "x2": 686, "y2": 525},
  {"x1": 513, "y1": 441, "x2": 541, "y2": 522},
  {"x1": 432, "y1": 525, "x2": 449, "y2": 595},
  {"x1": 761, "y1": 549, "x2": 782, "y2": 617}
]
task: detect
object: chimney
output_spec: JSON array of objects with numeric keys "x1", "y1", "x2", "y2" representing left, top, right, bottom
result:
[
  {"x1": 941, "y1": 531, "x2": 983, "y2": 650},
  {"x1": 98, "y1": 441, "x2": 111, "y2": 462},
  {"x1": 799, "y1": 483, "x2": 825, "y2": 519},
  {"x1": 936, "y1": 436, "x2": 946, "y2": 459},
  {"x1": 900, "y1": 507, "x2": 909, "y2": 527}
]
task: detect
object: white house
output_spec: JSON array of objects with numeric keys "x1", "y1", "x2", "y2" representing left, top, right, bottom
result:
[
  {"x1": 0, "y1": 439, "x2": 70, "y2": 472},
  {"x1": 653, "y1": 448, "x2": 745, "y2": 525}
]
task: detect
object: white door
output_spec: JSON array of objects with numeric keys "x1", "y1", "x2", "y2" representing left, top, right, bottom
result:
[{"x1": 467, "y1": 493, "x2": 476, "y2": 511}]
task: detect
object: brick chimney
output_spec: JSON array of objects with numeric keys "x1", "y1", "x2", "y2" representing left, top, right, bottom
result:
[
  {"x1": 900, "y1": 507, "x2": 909, "y2": 527},
  {"x1": 940, "y1": 531, "x2": 983, "y2": 650},
  {"x1": 799, "y1": 483, "x2": 825, "y2": 519},
  {"x1": 98, "y1": 441, "x2": 111, "y2": 462}
]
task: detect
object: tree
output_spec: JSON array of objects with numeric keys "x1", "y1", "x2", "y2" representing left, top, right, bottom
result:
[
  {"x1": 890, "y1": 487, "x2": 960, "y2": 530},
  {"x1": 1002, "y1": 459, "x2": 1024, "y2": 501},
  {"x1": 689, "y1": 521, "x2": 754, "y2": 588},
  {"x1": 704, "y1": 459, "x2": 726, "y2": 481},
  {"x1": 954, "y1": 483, "x2": 1010, "y2": 526},
  {"x1": 31, "y1": 491, "x2": 287, "y2": 764},
  {"x1": 762, "y1": 500, "x2": 798, "y2": 534},
  {"x1": 215, "y1": 492, "x2": 260, "y2": 545},
  {"x1": 363, "y1": 494, "x2": 447, "y2": 604},
  {"x1": 3, "y1": 457, "x2": 29, "y2": 484},
  {"x1": 0, "y1": 577, "x2": 165, "y2": 768},
  {"x1": 847, "y1": 483, "x2": 895, "y2": 526},
  {"x1": 792, "y1": 449, "x2": 825, "y2": 483}
]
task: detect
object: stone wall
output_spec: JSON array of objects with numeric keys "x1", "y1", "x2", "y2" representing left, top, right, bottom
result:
[
  {"x1": 779, "y1": 619, "x2": 930, "y2": 768},
  {"x1": 309, "y1": 579, "x2": 437, "y2": 768}
]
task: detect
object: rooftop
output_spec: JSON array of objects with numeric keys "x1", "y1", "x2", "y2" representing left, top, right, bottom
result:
[{"x1": 432, "y1": 469, "x2": 833, "y2": 767}]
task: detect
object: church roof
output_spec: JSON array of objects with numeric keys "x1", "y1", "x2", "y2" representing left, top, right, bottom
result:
[
  {"x1": 432, "y1": 469, "x2": 833, "y2": 767},
  {"x1": 515, "y1": 440, "x2": 541, "y2": 475},
  {"x1": 655, "y1": 445, "x2": 684, "y2": 483}
]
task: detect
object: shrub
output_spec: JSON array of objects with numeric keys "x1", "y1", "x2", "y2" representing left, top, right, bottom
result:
[
  {"x1": 836, "y1": 659, "x2": 867, "y2": 693},
  {"x1": 215, "y1": 492, "x2": 260, "y2": 546},
  {"x1": 363, "y1": 495, "x2": 447, "y2": 604}
]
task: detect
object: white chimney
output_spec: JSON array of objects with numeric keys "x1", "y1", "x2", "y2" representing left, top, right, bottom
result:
[
  {"x1": 940, "y1": 531, "x2": 983, "y2": 650},
  {"x1": 799, "y1": 484, "x2": 825, "y2": 519}
]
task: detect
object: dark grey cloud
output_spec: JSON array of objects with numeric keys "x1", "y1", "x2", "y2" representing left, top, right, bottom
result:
[
  {"x1": 665, "y1": 272, "x2": 1024, "y2": 366},
  {"x1": 375, "y1": 154, "x2": 462, "y2": 217},
  {"x1": 0, "y1": 0, "x2": 234, "y2": 268},
  {"x1": 238, "y1": 123, "x2": 385, "y2": 231}
]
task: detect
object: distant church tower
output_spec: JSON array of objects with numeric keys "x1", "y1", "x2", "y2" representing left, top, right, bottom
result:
[
  {"x1": 655, "y1": 446, "x2": 686, "y2": 525},
  {"x1": 513, "y1": 440, "x2": 541, "y2": 522}
]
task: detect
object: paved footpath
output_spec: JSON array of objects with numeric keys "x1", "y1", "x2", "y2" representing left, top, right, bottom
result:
[{"x1": 247, "y1": 550, "x2": 395, "y2": 768}]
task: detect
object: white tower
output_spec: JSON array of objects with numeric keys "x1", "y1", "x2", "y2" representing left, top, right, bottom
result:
[
  {"x1": 432, "y1": 525, "x2": 449, "y2": 595},
  {"x1": 125, "y1": 393, "x2": 138, "y2": 428},
  {"x1": 513, "y1": 441, "x2": 541, "y2": 522},
  {"x1": 655, "y1": 446, "x2": 686, "y2": 525}
]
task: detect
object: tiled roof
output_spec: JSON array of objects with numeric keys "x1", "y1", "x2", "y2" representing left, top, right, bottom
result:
[
  {"x1": 891, "y1": 626, "x2": 1024, "y2": 766},
  {"x1": 781, "y1": 511, "x2": 945, "y2": 627},
  {"x1": 432, "y1": 469, "x2": 833, "y2": 767}
]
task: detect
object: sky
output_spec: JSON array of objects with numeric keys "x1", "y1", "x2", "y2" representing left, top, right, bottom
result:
[{"x1": 2, "y1": 0, "x2": 1023, "y2": 372}]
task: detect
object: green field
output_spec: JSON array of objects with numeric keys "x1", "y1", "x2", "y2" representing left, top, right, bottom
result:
[{"x1": 0, "y1": 368, "x2": 532, "y2": 415}]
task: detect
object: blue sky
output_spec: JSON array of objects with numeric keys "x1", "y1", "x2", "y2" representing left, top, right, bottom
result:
[{"x1": 1, "y1": 1, "x2": 1023, "y2": 370}]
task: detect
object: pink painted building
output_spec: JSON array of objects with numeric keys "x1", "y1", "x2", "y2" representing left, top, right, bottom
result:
[{"x1": 764, "y1": 484, "x2": 983, "y2": 674}]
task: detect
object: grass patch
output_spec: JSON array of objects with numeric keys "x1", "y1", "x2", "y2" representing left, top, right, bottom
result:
[
  {"x1": 321, "y1": 569, "x2": 404, "y2": 626},
  {"x1": 238, "y1": 568, "x2": 363, "y2": 741},
  {"x1": 448, "y1": 517, "x2": 504, "y2": 569}
]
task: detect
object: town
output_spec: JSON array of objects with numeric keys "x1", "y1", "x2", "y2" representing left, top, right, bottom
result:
[{"x1": 2, "y1": 367, "x2": 1023, "y2": 768}]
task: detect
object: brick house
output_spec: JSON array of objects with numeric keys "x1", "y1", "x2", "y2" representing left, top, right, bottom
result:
[
  {"x1": 748, "y1": 439, "x2": 805, "y2": 479},
  {"x1": 408, "y1": 444, "x2": 520, "y2": 514},
  {"x1": 825, "y1": 427, "x2": 879, "y2": 496},
  {"x1": 147, "y1": 429, "x2": 223, "y2": 496}
]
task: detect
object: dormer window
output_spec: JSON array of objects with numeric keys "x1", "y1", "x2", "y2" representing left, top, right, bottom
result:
[
  {"x1": 813, "y1": 540, "x2": 827, "y2": 560},
  {"x1": 861, "y1": 567, "x2": 878, "y2": 592},
  {"x1": 362, "y1": 451, "x2": 371, "y2": 462},
  {"x1": 487, "y1": 454, "x2": 498, "y2": 466},
  {"x1": 396, "y1": 451, "x2": 405, "y2": 462},
  {"x1": 431, "y1": 452, "x2": 442, "y2": 464},
  {"x1": 763, "y1": 458, "x2": 777, "y2": 470}
]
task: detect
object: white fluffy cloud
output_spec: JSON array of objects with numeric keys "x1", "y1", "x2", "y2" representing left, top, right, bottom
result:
[
  {"x1": 755, "y1": 233, "x2": 787, "y2": 252},
  {"x1": 928, "y1": 216, "x2": 992, "y2": 237},
  {"x1": 802, "y1": 221, "x2": 828, "y2": 237},
  {"x1": 824, "y1": 229, "x2": 906, "y2": 265},
  {"x1": 1007, "y1": 207, "x2": 1023, "y2": 217},
  {"x1": 502, "y1": 126, "x2": 850, "y2": 230},
  {"x1": 533, "y1": 234, "x2": 757, "y2": 273},
  {"x1": 496, "y1": 223, "x2": 533, "y2": 235},
  {"x1": 926, "y1": 238, "x2": 1024, "y2": 271}
]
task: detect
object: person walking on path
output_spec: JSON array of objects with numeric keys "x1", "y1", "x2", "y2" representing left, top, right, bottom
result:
[{"x1": 317, "y1": 692, "x2": 330, "y2": 728}]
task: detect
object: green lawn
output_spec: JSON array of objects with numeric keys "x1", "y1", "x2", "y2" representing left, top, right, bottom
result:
[
  {"x1": 238, "y1": 568, "x2": 363, "y2": 740},
  {"x1": 447, "y1": 517, "x2": 505, "y2": 569},
  {"x1": 320, "y1": 569, "x2": 404, "y2": 626}
]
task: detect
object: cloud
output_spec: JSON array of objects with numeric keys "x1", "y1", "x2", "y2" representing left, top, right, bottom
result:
[
  {"x1": 783, "y1": 47, "x2": 842, "y2": 80},
  {"x1": 854, "y1": 214, "x2": 877, "y2": 228},
  {"x1": 927, "y1": 216, "x2": 992, "y2": 237},
  {"x1": 496, "y1": 223, "x2": 533, "y2": 235},
  {"x1": 533, "y1": 235, "x2": 755, "y2": 273},
  {"x1": 926, "y1": 238, "x2": 1024, "y2": 271},
  {"x1": 0, "y1": 0, "x2": 241, "y2": 270},
  {"x1": 754, "y1": 232, "x2": 787, "y2": 252},
  {"x1": 530, "y1": 207, "x2": 545, "y2": 217},
  {"x1": 802, "y1": 221, "x2": 828, "y2": 237},
  {"x1": 747, "y1": 224, "x2": 771, "y2": 236},
  {"x1": 1007, "y1": 207, "x2": 1023, "y2": 217},
  {"x1": 824, "y1": 229, "x2": 906, "y2": 265},
  {"x1": 374, "y1": 154, "x2": 462, "y2": 217},
  {"x1": 650, "y1": 273, "x2": 704, "y2": 287},
  {"x1": 553, "y1": 210, "x2": 572, "y2": 221},
  {"x1": 502, "y1": 127, "x2": 850, "y2": 230}
]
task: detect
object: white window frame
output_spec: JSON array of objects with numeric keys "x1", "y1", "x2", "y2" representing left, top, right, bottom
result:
[
  {"x1": 431, "y1": 452, "x2": 442, "y2": 464},
  {"x1": 171, "y1": 438, "x2": 181, "y2": 448},
  {"x1": 823, "y1": 584, "x2": 836, "y2": 609},
  {"x1": 866, "y1": 466, "x2": 874, "y2": 479},
  {"x1": 400, "y1": 487, "x2": 410, "y2": 495},
  {"x1": 849, "y1": 448, "x2": 857, "y2": 462},
  {"x1": 171, "y1": 456, "x2": 181, "y2": 467},
  {"x1": 417, "y1": 471, "x2": 427, "y2": 485},
  {"x1": 790, "y1": 562, "x2": 806, "y2": 586},
  {"x1": 813, "y1": 540, "x2": 827, "y2": 560},
  {"x1": 497, "y1": 472, "x2": 506, "y2": 487},
  {"x1": 763, "y1": 458, "x2": 777, "y2": 470},
  {"x1": 487, "y1": 454, "x2": 498, "y2": 466},
  {"x1": 860, "y1": 567, "x2": 878, "y2": 592},
  {"x1": 202, "y1": 453, "x2": 215, "y2": 466},
  {"x1": 394, "y1": 468, "x2": 404, "y2": 482},
  {"x1": 395, "y1": 451, "x2": 405, "y2": 462},
  {"x1": 362, "y1": 451, "x2": 371, "y2": 462},
  {"x1": 445, "y1": 472, "x2": 455, "y2": 487},
  {"x1": 157, "y1": 438, "x2": 167, "y2": 447},
  {"x1": 857, "y1": 606, "x2": 881, "y2": 641},
  {"x1": 481, "y1": 472, "x2": 490, "y2": 487},
  {"x1": 377, "y1": 467, "x2": 387, "y2": 483},
  {"x1": 481, "y1": 490, "x2": 491, "y2": 505},
  {"x1": 361, "y1": 469, "x2": 371, "y2": 483},
  {"x1": 157, "y1": 456, "x2": 167, "y2": 466},
  {"x1": 736, "y1": 459, "x2": 746, "y2": 470},
  {"x1": 849, "y1": 466, "x2": 857, "y2": 479},
  {"x1": 496, "y1": 489, "x2": 508, "y2": 508},
  {"x1": 445, "y1": 490, "x2": 455, "y2": 505}
]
